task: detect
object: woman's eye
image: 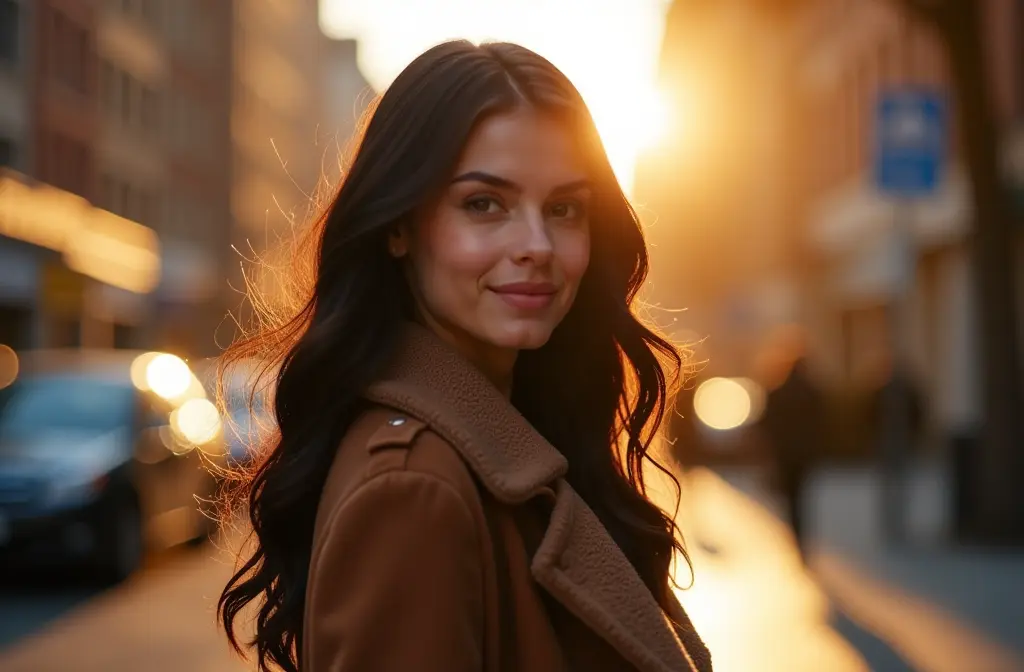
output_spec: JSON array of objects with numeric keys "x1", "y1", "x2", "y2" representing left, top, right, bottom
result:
[
  {"x1": 464, "y1": 196, "x2": 502, "y2": 215},
  {"x1": 548, "y1": 201, "x2": 583, "y2": 219}
]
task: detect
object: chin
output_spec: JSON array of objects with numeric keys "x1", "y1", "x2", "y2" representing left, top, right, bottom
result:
[{"x1": 486, "y1": 319, "x2": 556, "y2": 350}]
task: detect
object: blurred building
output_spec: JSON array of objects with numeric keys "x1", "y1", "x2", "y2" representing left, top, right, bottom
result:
[
  {"x1": 641, "y1": 0, "x2": 1023, "y2": 472},
  {"x1": 636, "y1": 0, "x2": 804, "y2": 377},
  {"x1": 94, "y1": 0, "x2": 233, "y2": 357},
  {"x1": 789, "y1": 0, "x2": 1024, "y2": 448},
  {"x1": 0, "y1": 0, "x2": 34, "y2": 347},
  {"x1": 318, "y1": 36, "x2": 375, "y2": 184},
  {"x1": 1, "y1": 0, "x2": 375, "y2": 360},
  {"x1": 0, "y1": 0, "x2": 30, "y2": 174},
  {"x1": 230, "y1": 0, "x2": 324, "y2": 313},
  {"x1": 0, "y1": 0, "x2": 161, "y2": 352}
]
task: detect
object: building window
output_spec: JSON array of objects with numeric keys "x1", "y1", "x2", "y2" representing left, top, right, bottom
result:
[
  {"x1": 0, "y1": 137, "x2": 13, "y2": 167},
  {"x1": 141, "y1": 0, "x2": 158, "y2": 25},
  {"x1": 0, "y1": 0, "x2": 18, "y2": 64},
  {"x1": 50, "y1": 9, "x2": 90, "y2": 92},
  {"x1": 119, "y1": 71, "x2": 133, "y2": 124},
  {"x1": 103, "y1": 61, "x2": 161, "y2": 135},
  {"x1": 135, "y1": 188, "x2": 154, "y2": 226},
  {"x1": 119, "y1": 181, "x2": 132, "y2": 216},
  {"x1": 140, "y1": 86, "x2": 160, "y2": 131},
  {"x1": 0, "y1": 306, "x2": 32, "y2": 351},
  {"x1": 99, "y1": 172, "x2": 116, "y2": 211},
  {"x1": 43, "y1": 133, "x2": 90, "y2": 197},
  {"x1": 101, "y1": 60, "x2": 117, "y2": 113},
  {"x1": 99, "y1": 173, "x2": 158, "y2": 225},
  {"x1": 1018, "y1": 0, "x2": 1024, "y2": 116},
  {"x1": 113, "y1": 323, "x2": 137, "y2": 349}
]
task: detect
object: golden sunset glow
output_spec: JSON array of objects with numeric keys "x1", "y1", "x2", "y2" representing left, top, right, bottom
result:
[{"x1": 319, "y1": 0, "x2": 673, "y2": 195}]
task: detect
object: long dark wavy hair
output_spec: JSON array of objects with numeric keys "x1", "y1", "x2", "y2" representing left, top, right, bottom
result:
[{"x1": 219, "y1": 40, "x2": 690, "y2": 672}]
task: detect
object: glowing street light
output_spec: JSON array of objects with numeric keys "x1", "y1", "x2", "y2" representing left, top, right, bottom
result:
[
  {"x1": 694, "y1": 377, "x2": 753, "y2": 431},
  {"x1": 0, "y1": 344, "x2": 18, "y2": 389},
  {"x1": 144, "y1": 353, "x2": 193, "y2": 400},
  {"x1": 172, "y1": 398, "x2": 223, "y2": 446}
]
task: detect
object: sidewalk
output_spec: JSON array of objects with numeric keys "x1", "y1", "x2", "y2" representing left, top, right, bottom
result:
[
  {"x1": 693, "y1": 465, "x2": 1024, "y2": 672},
  {"x1": 807, "y1": 466, "x2": 1024, "y2": 672},
  {"x1": 669, "y1": 467, "x2": 867, "y2": 672}
]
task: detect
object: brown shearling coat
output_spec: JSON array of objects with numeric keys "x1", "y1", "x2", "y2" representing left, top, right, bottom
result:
[{"x1": 302, "y1": 324, "x2": 712, "y2": 671}]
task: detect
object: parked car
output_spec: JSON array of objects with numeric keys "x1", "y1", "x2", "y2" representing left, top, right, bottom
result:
[
  {"x1": 193, "y1": 356, "x2": 276, "y2": 470},
  {"x1": 0, "y1": 349, "x2": 225, "y2": 582}
]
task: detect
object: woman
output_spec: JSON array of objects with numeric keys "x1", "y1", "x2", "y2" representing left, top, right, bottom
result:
[{"x1": 219, "y1": 40, "x2": 712, "y2": 672}]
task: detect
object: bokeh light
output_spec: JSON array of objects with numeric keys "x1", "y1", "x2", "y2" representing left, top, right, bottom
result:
[
  {"x1": 145, "y1": 354, "x2": 193, "y2": 400},
  {"x1": 693, "y1": 377, "x2": 753, "y2": 430},
  {"x1": 734, "y1": 377, "x2": 767, "y2": 425},
  {"x1": 172, "y1": 398, "x2": 223, "y2": 446},
  {"x1": 130, "y1": 351, "x2": 160, "y2": 391},
  {"x1": 0, "y1": 344, "x2": 19, "y2": 389}
]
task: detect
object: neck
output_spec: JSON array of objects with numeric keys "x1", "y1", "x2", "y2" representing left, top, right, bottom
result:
[{"x1": 415, "y1": 315, "x2": 516, "y2": 398}]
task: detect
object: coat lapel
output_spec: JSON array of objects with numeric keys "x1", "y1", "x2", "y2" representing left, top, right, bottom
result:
[
  {"x1": 531, "y1": 480, "x2": 703, "y2": 672},
  {"x1": 365, "y1": 324, "x2": 708, "y2": 672}
]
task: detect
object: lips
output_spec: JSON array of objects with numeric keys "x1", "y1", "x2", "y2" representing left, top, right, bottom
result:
[
  {"x1": 489, "y1": 281, "x2": 558, "y2": 310},
  {"x1": 490, "y1": 282, "x2": 558, "y2": 296}
]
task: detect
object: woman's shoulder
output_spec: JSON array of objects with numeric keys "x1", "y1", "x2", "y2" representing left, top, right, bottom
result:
[
  {"x1": 312, "y1": 404, "x2": 485, "y2": 544},
  {"x1": 302, "y1": 404, "x2": 491, "y2": 667}
]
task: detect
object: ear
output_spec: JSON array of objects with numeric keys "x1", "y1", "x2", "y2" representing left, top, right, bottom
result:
[{"x1": 387, "y1": 225, "x2": 410, "y2": 258}]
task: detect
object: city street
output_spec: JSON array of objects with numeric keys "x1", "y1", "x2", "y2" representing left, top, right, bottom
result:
[
  {"x1": 0, "y1": 470, "x2": 859, "y2": 672},
  {"x1": 0, "y1": 540, "x2": 248, "y2": 672},
  {"x1": 673, "y1": 467, "x2": 867, "y2": 672},
  {"x1": 685, "y1": 466, "x2": 1024, "y2": 672},
  {"x1": 1, "y1": 469, "x2": 1020, "y2": 671}
]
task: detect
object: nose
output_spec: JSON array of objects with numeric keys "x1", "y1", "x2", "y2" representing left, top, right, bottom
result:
[{"x1": 511, "y1": 208, "x2": 554, "y2": 265}]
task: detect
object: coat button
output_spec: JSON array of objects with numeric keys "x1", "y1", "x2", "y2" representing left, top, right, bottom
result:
[{"x1": 388, "y1": 417, "x2": 407, "y2": 427}]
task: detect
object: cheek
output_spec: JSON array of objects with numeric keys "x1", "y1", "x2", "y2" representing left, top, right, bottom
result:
[
  {"x1": 556, "y1": 229, "x2": 591, "y2": 284},
  {"x1": 416, "y1": 214, "x2": 497, "y2": 288}
]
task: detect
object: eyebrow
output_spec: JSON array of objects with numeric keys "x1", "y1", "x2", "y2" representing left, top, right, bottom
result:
[{"x1": 450, "y1": 171, "x2": 592, "y2": 196}]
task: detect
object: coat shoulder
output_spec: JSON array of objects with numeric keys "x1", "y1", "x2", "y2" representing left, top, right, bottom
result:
[
  {"x1": 314, "y1": 404, "x2": 485, "y2": 543},
  {"x1": 302, "y1": 404, "x2": 491, "y2": 670}
]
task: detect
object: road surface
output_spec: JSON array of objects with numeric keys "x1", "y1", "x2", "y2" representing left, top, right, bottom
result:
[
  {"x1": 3, "y1": 468, "x2": 967, "y2": 672},
  {"x1": 672, "y1": 467, "x2": 867, "y2": 672},
  {"x1": 0, "y1": 538, "x2": 249, "y2": 672}
]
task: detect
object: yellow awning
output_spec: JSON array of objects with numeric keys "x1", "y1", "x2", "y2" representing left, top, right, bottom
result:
[{"x1": 0, "y1": 169, "x2": 161, "y2": 294}]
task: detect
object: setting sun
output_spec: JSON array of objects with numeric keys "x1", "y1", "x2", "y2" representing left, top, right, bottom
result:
[
  {"x1": 320, "y1": 0, "x2": 674, "y2": 195},
  {"x1": 637, "y1": 88, "x2": 672, "y2": 150}
]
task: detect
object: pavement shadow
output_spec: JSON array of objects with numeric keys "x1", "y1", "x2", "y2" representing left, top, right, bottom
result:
[{"x1": 830, "y1": 605, "x2": 919, "y2": 672}]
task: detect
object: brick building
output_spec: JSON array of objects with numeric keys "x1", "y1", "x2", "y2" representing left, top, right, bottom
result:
[
  {"x1": 790, "y1": 0, "x2": 1024, "y2": 444},
  {"x1": 94, "y1": 0, "x2": 233, "y2": 356},
  {"x1": 0, "y1": 0, "x2": 160, "y2": 351}
]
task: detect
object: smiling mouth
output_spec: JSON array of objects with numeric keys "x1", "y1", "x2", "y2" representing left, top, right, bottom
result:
[{"x1": 489, "y1": 282, "x2": 558, "y2": 310}]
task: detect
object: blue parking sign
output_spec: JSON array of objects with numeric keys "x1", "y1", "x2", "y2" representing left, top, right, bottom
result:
[{"x1": 874, "y1": 89, "x2": 947, "y2": 197}]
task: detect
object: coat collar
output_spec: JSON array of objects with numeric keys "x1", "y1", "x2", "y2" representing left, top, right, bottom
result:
[
  {"x1": 365, "y1": 322, "x2": 567, "y2": 504},
  {"x1": 365, "y1": 323, "x2": 710, "y2": 672}
]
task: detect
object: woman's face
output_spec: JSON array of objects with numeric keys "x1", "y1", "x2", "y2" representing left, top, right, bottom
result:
[{"x1": 399, "y1": 107, "x2": 591, "y2": 378}]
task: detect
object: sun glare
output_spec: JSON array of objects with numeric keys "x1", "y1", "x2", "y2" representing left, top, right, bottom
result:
[
  {"x1": 319, "y1": 0, "x2": 673, "y2": 196},
  {"x1": 637, "y1": 88, "x2": 671, "y2": 150}
]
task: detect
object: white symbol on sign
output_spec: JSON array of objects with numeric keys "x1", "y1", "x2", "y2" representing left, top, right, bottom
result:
[{"x1": 889, "y1": 108, "x2": 928, "y2": 147}]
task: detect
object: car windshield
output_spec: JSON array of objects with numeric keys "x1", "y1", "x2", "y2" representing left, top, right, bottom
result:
[
  {"x1": 0, "y1": 376, "x2": 135, "y2": 439},
  {"x1": 226, "y1": 386, "x2": 269, "y2": 417}
]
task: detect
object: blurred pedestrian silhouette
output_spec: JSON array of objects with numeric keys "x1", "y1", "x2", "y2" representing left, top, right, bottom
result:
[
  {"x1": 863, "y1": 349, "x2": 926, "y2": 546},
  {"x1": 758, "y1": 329, "x2": 827, "y2": 560}
]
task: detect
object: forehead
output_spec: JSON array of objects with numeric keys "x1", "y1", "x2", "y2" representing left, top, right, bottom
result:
[{"x1": 453, "y1": 108, "x2": 588, "y2": 186}]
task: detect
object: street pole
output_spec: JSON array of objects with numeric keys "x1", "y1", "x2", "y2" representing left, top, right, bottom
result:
[{"x1": 881, "y1": 199, "x2": 917, "y2": 546}]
